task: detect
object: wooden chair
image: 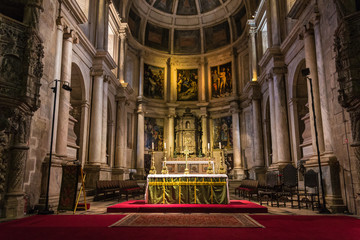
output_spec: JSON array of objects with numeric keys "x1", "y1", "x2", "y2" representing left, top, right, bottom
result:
[
  {"x1": 298, "y1": 169, "x2": 320, "y2": 210},
  {"x1": 258, "y1": 171, "x2": 280, "y2": 207},
  {"x1": 277, "y1": 164, "x2": 299, "y2": 208}
]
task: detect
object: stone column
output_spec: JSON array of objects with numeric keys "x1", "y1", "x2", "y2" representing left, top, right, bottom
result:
[
  {"x1": 51, "y1": 16, "x2": 64, "y2": 152},
  {"x1": 101, "y1": 76, "x2": 109, "y2": 166},
  {"x1": 304, "y1": 23, "x2": 325, "y2": 154},
  {"x1": 136, "y1": 53, "x2": 145, "y2": 177},
  {"x1": 249, "y1": 82, "x2": 265, "y2": 173},
  {"x1": 56, "y1": 27, "x2": 76, "y2": 157},
  {"x1": 267, "y1": 74, "x2": 278, "y2": 165},
  {"x1": 249, "y1": 19, "x2": 258, "y2": 81},
  {"x1": 314, "y1": 15, "x2": 334, "y2": 154},
  {"x1": 88, "y1": 71, "x2": 104, "y2": 164},
  {"x1": 270, "y1": 0, "x2": 281, "y2": 46},
  {"x1": 168, "y1": 110, "x2": 175, "y2": 157},
  {"x1": 231, "y1": 48, "x2": 238, "y2": 96},
  {"x1": 79, "y1": 101, "x2": 90, "y2": 167},
  {"x1": 136, "y1": 103, "x2": 145, "y2": 176},
  {"x1": 199, "y1": 106, "x2": 208, "y2": 155},
  {"x1": 272, "y1": 68, "x2": 291, "y2": 166},
  {"x1": 230, "y1": 102, "x2": 244, "y2": 179},
  {"x1": 115, "y1": 97, "x2": 127, "y2": 170},
  {"x1": 96, "y1": 0, "x2": 106, "y2": 49},
  {"x1": 199, "y1": 58, "x2": 206, "y2": 101},
  {"x1": 118, "y1": 26, "x2": 127, "y2": 82}
]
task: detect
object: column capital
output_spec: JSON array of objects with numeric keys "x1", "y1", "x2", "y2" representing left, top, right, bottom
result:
[
  {"x1": 248, "y1": 81, "x2": 262, "y2": 100},
  {"x1": 63, "y1": 26, "x2": 79, "y2": 44},
  {"x1": 271, "y1": 66, "x2": 287, "y2": 75},
  {"x1": 104, "y1": 75, "x2": 110, "y2": 82},
  {"x1": 304, "y1": 22, "x2": 314, "y2": 36},
  {"x1": 91, "y1": 68, "x2": 104, "y2": 76},
  {"x1": 56, "y1": 16, "x2": 65, "y2": 28},
  {"x1": 230, "y1": 101, "x2": 240, "y2": 113},
  {"x1": 248, "y1": 19, "x2": 257, "y2": 34}
]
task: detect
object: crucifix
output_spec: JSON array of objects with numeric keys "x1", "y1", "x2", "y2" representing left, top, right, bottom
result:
[{"x1": 183, "y1": 147, "x2": 190, "y2": 174}]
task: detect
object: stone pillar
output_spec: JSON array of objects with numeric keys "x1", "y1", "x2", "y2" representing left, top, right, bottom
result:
[
  {"x1": 96, "y1": 0, "x2": 106, "y2": 49},
  {"x1": 267, "y1": 74, "x2": 278, "y2": 165},
  {"x1": 249, "y1": 82, "x2": 265, "y2": 176},
  {"x1": 168, "y1": 111, "x2": 175, "y2": 157},
  {"x1": 136, "y1": 103, "x2": 145, "y2": 177},
  {"x1": 51, "y1": 17, "x2": 64, "y2": 152},
  {"x1": 270, "y1": 0, "x2": 281, "y2": 46},
  {"x1": 200, "y1": 107, "x2": 208, "y2": 155},
  {"x1": 4, "y1": 113, "x2": 30, "y2": 218},
  {"x1": 230, "y1": 102, "x2": 244, "y2": 179},
  {"x1": 199, "y1": 58, "x2": 207, "y2": 101},
  {"x1": 115, "y1": 97, "x2": 127, "y2": 170},
  {"x1": 272, "y1": 68, "x2": 291, "y2": 166},
  {"x1": 55, "y1": 27, "x2": 76, "y2": 157},
  {"x1": 304, "y1": 23, "x2": 325, "y2": 154},
  {"x1": 314, "y1": 14, "x2": 334, "y2": 154},
  {"x1": 101, "y1": 76, "x2": 109, "y2": 166},
  {"x1": 136, "y1": 53, "x2": 145, "y2": 177},
  {"x1": 249, "y1": 20, "x2": 258, "y2": 81},
  {"x1": 88, "y1": 71, "x2": 104, "y2": 164},
  {"x1": 79, "y1": 101, "x2": 90, "y2": 167},
  {"x1": 231, "y1": 48, "x2": 238, "y2": 96},
  {"x1": 118, "y1": 27, "x2": 126, "y2": 82}
]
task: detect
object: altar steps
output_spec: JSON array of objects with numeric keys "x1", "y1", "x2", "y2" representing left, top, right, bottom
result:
[{"x1": 107, "y1": 200, "x2": 268, "y2": 213}]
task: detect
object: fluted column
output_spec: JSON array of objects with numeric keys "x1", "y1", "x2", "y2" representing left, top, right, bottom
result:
[
  {"x1": 56, "y1": 27, "x2": 77, "y2": 157},
  {"x1": 79, "y1": 101, "x2": 90, "y2": 167},
  {"x1": 304, "y1": 23, "x2": 325, "y2": 154},
  {"x1": 168, "y1": 110, "x2": 175, "y2": 157},
  {"x1": 270, "y1": 0, "x2": 281, "y2": 46},
  {"x1": 115, "y1": 97, "x2": 127, "y2": 168},
  {"x1": 101, "y1": 76, "x2": 109, "y2": 165},
  {"x1": 230, "y1": 102, "x2": 244, "y2": 179},
  {"x1": 88, "y1": 71, "x2": 104, "y2": 164},
  {"x1": 267, "y1": 74, "x2": 278, "y2": 165},
  {"x1": 250, "y1": 82, "x2": 264, "y2": 169},
  {"x1": 249, "y1": 20, "x2": 258, "y2": 81},
  {"x1": 118, "y1": 25, "x2": 127, "y2": 82},
  {"x1": 314, "y1": 14, "x2": 334, "y2": 153},
  {"x1": 199, "y1": 107, "x2": 208, "y2": 154},
  {"x1": 273, "y1": 68, "x2": 291, "y2": 165},
  {"x1": 136, "y1": 53, "x2": 145, "y2": 176},
  {"x1": 51, "y1": 16, "x2": 64, "y2": 152}
]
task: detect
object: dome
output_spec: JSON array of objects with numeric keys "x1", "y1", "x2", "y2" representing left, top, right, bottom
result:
[{"x1": 126, "y1": 0, "x2": 248, "y2": 54}]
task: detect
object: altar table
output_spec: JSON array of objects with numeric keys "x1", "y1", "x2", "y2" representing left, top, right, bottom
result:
[{"x1": 145, "y1": 174, "x2": 229, "y2": 204}]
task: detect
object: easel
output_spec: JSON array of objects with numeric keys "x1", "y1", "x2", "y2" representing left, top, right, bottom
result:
[{"x1": 73, "y1": 167, "x2": 87, "y2": 213}]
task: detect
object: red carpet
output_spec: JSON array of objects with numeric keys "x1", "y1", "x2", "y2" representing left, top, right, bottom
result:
[
  {"x1": 0, "y1": 214, "x2": 359, "y2": 240},
  {"x1": 107, "y1": 200, "x2": 268, "y2": 213}
]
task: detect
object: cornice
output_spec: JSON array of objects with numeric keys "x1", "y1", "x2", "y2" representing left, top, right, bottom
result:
[{"x1": 63, "y1": 0, "x2": 88, "y2": 24}]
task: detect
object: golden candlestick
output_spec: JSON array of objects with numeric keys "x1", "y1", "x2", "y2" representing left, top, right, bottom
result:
[
  {"x1": 161, "y1": 149, "x2": 168, "y2": 174},
  {"x1": 183, "y1": 148, "x2": 190, "y2": 174},
  {"x1": 149, "y1": 150, "x2": 157, "y2": 174},
  {"x1": 218, "y1": 149, "x2": 226, "y2": 174},
  {"x1": 206, "y1": 149, "x2": 213, "y2": 174}
]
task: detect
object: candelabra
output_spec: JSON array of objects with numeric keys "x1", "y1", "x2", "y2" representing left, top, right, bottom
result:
[
  {"x1": 218, "y1": 148, "x2": 226, "y2": 174},
  {"x1": 184, "y1": 148, "x2": 190, "y2": 174},
  {"x1": 161, "y1": 149, "x2": 168, "y2": 174},
  {"x1": 206, "y1": 148, "x2": 213, "y2": 174},
  {"x1": 149, "y1": 149, "x2": 157, "y2": 174}
]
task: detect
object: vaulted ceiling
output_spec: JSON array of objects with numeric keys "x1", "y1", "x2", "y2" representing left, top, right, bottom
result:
[{"x1": 124, "y1": 0, "x2": 254, "y2": 55}]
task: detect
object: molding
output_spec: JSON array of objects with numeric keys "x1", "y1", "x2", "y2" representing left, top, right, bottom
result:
[
  {"x1": 63, "y1": 0, "x2": 88, "y2": 24},
  {"x1": 287, "y1": 0, "x2": 311, "y2": 19}
]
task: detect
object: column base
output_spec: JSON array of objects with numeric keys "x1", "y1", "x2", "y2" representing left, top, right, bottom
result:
[
  {"x1": 83, "y1": 164, "x2": 113, "y2": 188},
  {"x1": 3, "y1": 193, "x2": 24, "y2": 219},
  {"x1": 249, "y1": 166, "x2": 266, "y2": 182},
  {"x1": 134, "y1": 168, "x2": 146, "y2": 180},
  {"x1": 111, "y1": 168, "x2": 127, "y2": 180},
  {"x1": 268, "y1": 162, "x2": 292, "y2": 171},
  {"x1": 232, "y1": 168, "x2": 245, "y2": 180}
]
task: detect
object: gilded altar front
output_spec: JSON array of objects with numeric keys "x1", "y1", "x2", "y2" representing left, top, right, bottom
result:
[{"x1": 145, "y1": 174, "x2": 229, "y2": 204}]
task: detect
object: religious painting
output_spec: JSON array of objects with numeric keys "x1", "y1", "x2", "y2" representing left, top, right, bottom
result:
[
  {"x1": 211, "y1": 62, "x2": 232, "y2": 98},
  {"x1": 178, "y1": 164, "x2": 186, "y2": 173},
  {"x1": 128, "y1": 8, "x2": 141, "y2": 40},
  {"x1": 213, "y1": 116, "x2": 233, "y2": 149},
  {"x1": 167, "y1": 164, "x2": 175, "y2": 173},
  {"x1": 144, "y1": 63, "x2": 164, "y2": 99},
  {"x1": 204, "y1": 21, "x2": 230, "y2": 52},
  {"x1": 153, "y1": 0, "x2": 174, "y2": 14},
  {"x1": 201, "y1": 164, "x2": 208, "y2": 172},
  {"x1": 232, "y1": 6, "x2": 247, "y2": 39},
  {"x1": 199, "y1": 0, "x2": 221, "y2": 13},
  {"x1": 145, "y1": 22, "x2": 170, "y2": 52},
  {"x1": 145, "y1": 117, "x2": 164, "y2": 151},
  {"x1": 190, "y1": 164, "x2": 199, "y2": 173},
  {"x1": 177, "y1": 69, "x2": 198, "y2": 101},
  {"x1": 177, "y1": 0, "x2": 197, "y2": 15},
  {"x1": 174, "y1": 29, "x2": 201, "y2": 54}
]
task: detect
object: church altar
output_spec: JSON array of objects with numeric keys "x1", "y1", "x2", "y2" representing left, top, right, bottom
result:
[
  {"x1": 145, "y1": 174, "x2": 229, "y2": 204},
  {"x1": 165, "y1": 160, "x2": 215, "y2": 174}
]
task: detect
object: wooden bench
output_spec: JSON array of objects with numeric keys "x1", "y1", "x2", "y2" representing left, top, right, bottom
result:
[
  {"x1": 234, "y1": 179, "x2": 259, "y2": 200},
  {"x1": 94, "y1": 180, "x2": 143, "y2": 201}
]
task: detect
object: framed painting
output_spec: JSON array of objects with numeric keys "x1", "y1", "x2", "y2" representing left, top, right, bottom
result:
[
  {"x1": 211, "y1": 62, "x2": 232, "y2": 98},
  {"x1": 178, "y1": 164, "x2": 186, "y2": 173},
  {"x1": 144, "y1": 63, "x2": 165, "y2": 99},
  {"x1": 190, "y1": 164, "x2": 199, "y2": 173},
  {"x1": 177, "y1": 69, "x2": 198, "y2": 101},
  {"x1": 144, "y1": 117, "x2": 164, "y2": 151},
  {"x1": 213, "y1": 116, "x2": 233, "y2": 149}
]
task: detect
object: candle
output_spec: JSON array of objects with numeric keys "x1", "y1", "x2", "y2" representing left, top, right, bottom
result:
[
  {"x1": 219, "y1": 142, "x2": 221, "y2": 149},
  {"x1": 152, "y1": 142, "x2": 154, "y2": 150},
  {"x1": 207, "y1": 143, "x2": 210, "y2": 150},
  {"x1": 164, "y1": 142, "x2": 166, "y2": 150}
]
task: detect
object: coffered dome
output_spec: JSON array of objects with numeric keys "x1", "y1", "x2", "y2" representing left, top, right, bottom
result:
[{"x1": 126, "y1": 0, "x2": 249, "y2": 54}]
